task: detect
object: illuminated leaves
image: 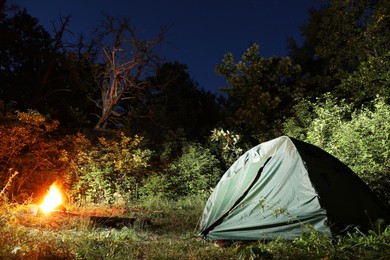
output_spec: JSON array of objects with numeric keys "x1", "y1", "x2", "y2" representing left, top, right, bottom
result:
[
  {"x1": 284, "y1": 95, "x2": 390, "y2": 204},
  {"x1": 72, "y1": 132, "x2": 152, "y2": 205},
  {"x1": 0, "y1": 110, "x2": 70, "y2": 200}
]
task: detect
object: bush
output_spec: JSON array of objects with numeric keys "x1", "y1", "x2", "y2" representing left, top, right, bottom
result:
[
  {"x1": 0, "y1": 110, "x2": 73, "y2": 201},
  {"x1": 144, "y1": 140, "x2": 221, "y2": 199},
  {"x1": 284, "y1": 93, "x2": 353, "y2": 147},
  {"x1": 326, "y1": 97, "x2": 390, "y2": 203},
  {"x1": 138, "y1": 174, "x2": 173, "y2": 200},
  {"x1": 164, "y1": 142, "x2": 222, "y2": 198},
  {"x1": 284, "y1": 95, "x2": 390, "y2": 205},
  {"x1": 71, "y1": 132, "x2": 152, "y2": 205}
]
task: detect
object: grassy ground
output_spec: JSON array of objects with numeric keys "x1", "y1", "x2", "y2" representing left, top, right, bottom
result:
[{"x1": 0, "y1": 196, "x2": 389, "y2": 259}]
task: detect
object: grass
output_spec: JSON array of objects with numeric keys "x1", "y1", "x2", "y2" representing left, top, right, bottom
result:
[{"x1": 0, "y1": 196, "x2": 389, "y2": 259}]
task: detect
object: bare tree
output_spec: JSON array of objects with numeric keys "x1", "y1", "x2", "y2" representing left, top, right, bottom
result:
[{"x1": 91, "y1": 16, "x2": 166, "y2": 131}]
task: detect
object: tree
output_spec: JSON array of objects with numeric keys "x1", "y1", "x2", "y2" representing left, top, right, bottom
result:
[
  {"x1": 91, "y1": 16, "x2": 166, "y2": 131},
  {"x1": 143, "y1": 62, "x2": 223, "y2": 141},
  {"x1": 0, "y1": 6, "x2": 97, "y2": 129},
  {"x1": 288, "y1": 0, "x2": 390, "y2": 100},
  {"x1": 335, "y1": 0, "x2": 390, "y2": 104},
  {"x1": 337, "y1": 52, "x2": 390, "y2": 105},
  {"x1": 0, "y1": 9, "x2": 54, "y2": 108},
  {"x1": 314, "y1": 0, "x2": 374, "y2": 74},
  {"x1": 216, "y1": 44, "x2": 301, "y2": 142}
]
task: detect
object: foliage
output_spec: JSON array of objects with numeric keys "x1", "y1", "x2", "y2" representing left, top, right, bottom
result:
[
  {"x1": 71, "y1": 132, "x2": 152, "y2": 205},
  {"x1": 216, "y1": 43, "x2": 302, "y2": 141},
  {"x1": 142, "y1": 62, "x2": 222, "y2": 142},
  {"x1": 337, "y1": 51, "x2": 390, "y2": 104},
  {"x1": 0, "y1": 171, "x2": 18, "y2": 201},
  {"x1": 209, "y1": 128, "x2": 243, "y2": 167},
  {"x1": 326, "y1": 97, "x2": 390, "y2": 202},
  {"x1": 164, "y1": 142, "x2": 222, "y2": 198},
  {"x1": 280, "y1": 97, "x2": 314, "y2": 140},
  {"x1": 138, "y1": 173, "x2": 173, "y2": 200},
  {"x1": 140, "y1": 142, "x2": 221, "y2": 199},
  {"x1": 314, "y1": 0, "x2": 375, "y2": 74},
  {"x1": 284, "y1": 0, "x2": 390, "y2": 206},
  {"x1": 283, "y1": 93, "x2": 354, "y2": 146},
  {"x1": 0, "y1": 8, "x2": 97, "y2": 128},
  {"x1": 284, "y1": 95, "x2": 390, "y2": 204},
  {"x1": 0, "y1": 9, "x2": 53, "y2": 104},
  {"x1": 305, "y1": 94, "x2": 353, "y2": 148},
  {"x1": 157, "y1": 128, "x2": 188, "y2": 162},
  {"x1": 0, "y1": 110, "x2": 73, "y2": 202},
  {"x1": 289, "y1": 0, "x2": 390, "y2": 99}
]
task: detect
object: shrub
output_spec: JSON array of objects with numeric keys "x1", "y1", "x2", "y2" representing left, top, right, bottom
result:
[
  {"x1": 326, "y1": 97, "x2": 390, "y2": 202},
  {"x1": 284, "y1": 95, "x2": 390, "y2": 205},
  {"x1": 164, "y1": 142, "x2": 222, "y2": 198},
  {"x1": 71, "y1": 132, "x2": 152, "y2": 205},
  {"x1": 138, "y1": 174, "x2": 173, "y2": 200},
  {"x1": 0, "y1": 110, "x2": 72, "y2": 201},
  {"x1": 284, "y1": 93, "x2": 353, "y2": 147}
]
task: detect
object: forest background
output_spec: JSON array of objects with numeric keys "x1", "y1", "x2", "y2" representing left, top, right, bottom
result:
[{"x1": 1, "y1": 0, "x2": 389, "y2": 209}]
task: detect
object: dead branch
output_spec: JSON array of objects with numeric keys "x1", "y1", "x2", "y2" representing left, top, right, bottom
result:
[{"x1": 93, "y1": 16, "x2": 167, "y2": 131}]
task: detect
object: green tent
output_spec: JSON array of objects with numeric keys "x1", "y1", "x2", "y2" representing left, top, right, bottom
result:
[{"x1": 199, "y1": 136, "x2": 390, "y2": 240}]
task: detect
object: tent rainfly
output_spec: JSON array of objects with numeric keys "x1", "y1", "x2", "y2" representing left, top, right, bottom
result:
[{"x1": 199, "y1": 136, "x2": 390, "y2": 240}]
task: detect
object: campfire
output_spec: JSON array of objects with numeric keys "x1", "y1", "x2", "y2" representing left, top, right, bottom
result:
[
  {"x1": 34, "y1": 183, "x2": 147, "y2": 228},
  {"x1": 39, "y1": 183, "x2": 63, "y2": 214}
]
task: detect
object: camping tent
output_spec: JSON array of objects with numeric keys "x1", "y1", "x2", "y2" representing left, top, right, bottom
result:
[{"x1": 199, "y1": 136, "x2": 389, "y2": 240}]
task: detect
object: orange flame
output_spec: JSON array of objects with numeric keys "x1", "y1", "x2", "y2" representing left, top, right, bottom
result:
[{"x1": 40, "y1": 183, "x2": 62, "y2": 214}]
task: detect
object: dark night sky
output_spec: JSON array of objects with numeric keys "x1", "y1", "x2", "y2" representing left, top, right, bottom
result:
[{"x1": 10, "y1": 0, "x2": 323, "y2": 93}]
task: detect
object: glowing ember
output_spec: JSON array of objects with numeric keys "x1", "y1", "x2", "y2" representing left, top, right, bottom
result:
[{"x1": 40, "y1": 183, "x2": 62, "y2": 214}]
